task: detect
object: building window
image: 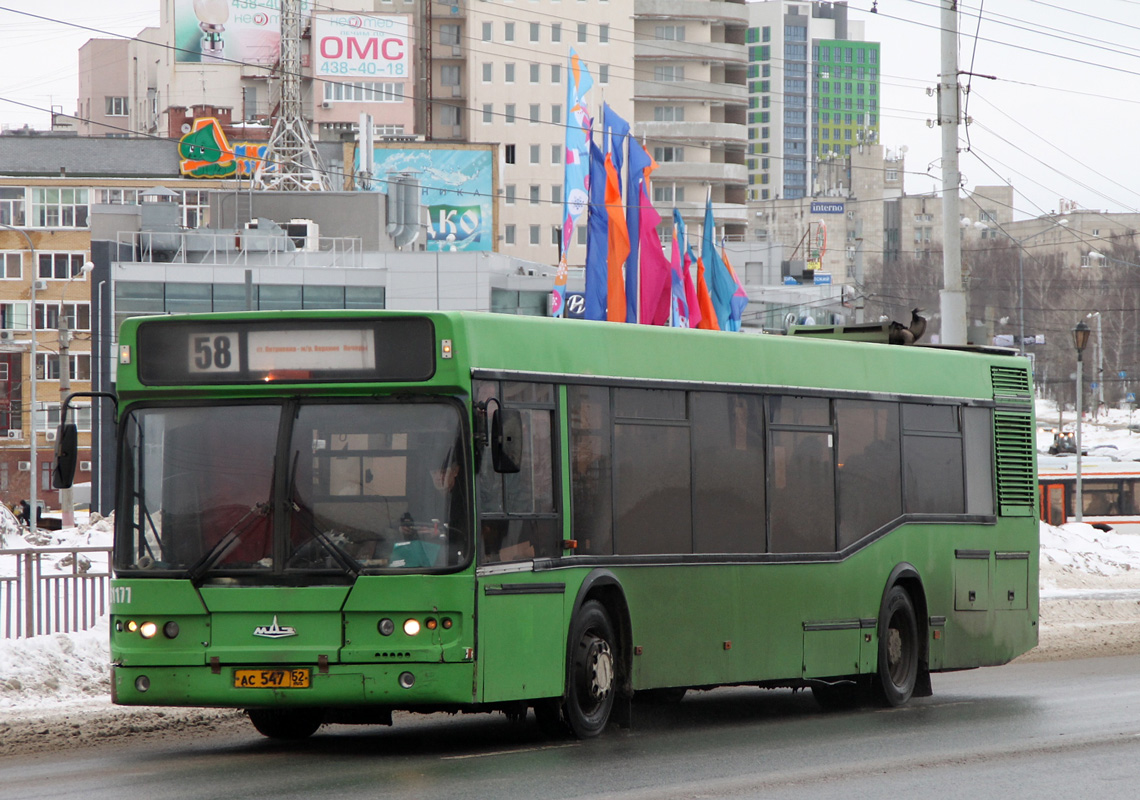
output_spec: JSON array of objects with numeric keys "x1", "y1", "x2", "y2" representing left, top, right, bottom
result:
[
  {"x1": 0, "y1": 252, "x2": 22, "y2": 279},
  {"x1": 505, "y1": 225, "x2": 516, "y2": 245},
  {"x1": 0, "y1": 302, "x2": 29, "y2": 330},
  {"x1": 530, "y1": 104, "x2": 540, "y2": 123},
  {"x1": 37, "y1": 252, "x2": 86, "y2": 280},
  {"x1": 530, "y1": 185, "x2": 541, "y2": 205},
  {"x1": 37, "y1": 353, "x2": 92, "y2": 383},
  {"x1": 653, "y1": 146, "x2": 684, "y2": 162},
  {"x1": 505, "y1": 144, "x2": 516, "y2": 164},
  {"x1": 599, "y1": 24, "x2": 609, "y2": 43},
  {"x1": 0, "y1": 188, "x2": 25, "y2": 226},
  {"x1": 482, "y1": 21, "x2": 492, "y2": 41},
  {"x1": 505, "y1": 22, "x2": 515, "y2": 42},
  {"x1": 440, "y1": 105, "x2": 461, "y2": 126},
  {"x1": 530, "y1": 225, "x2": 541, "y2": 245},
  {"x1": 551, "y1": 23, "x2": 561, "y2": 43},
  {"x1": 504, "y1": 63, "x2": 515, "y2": 83},
  {"x1": 31, "y1": 188, "x2": 88, "y2": 228},
  {"x1": 322, "y1": 82, "x2": 401, "y2": 102},
  {"x1": 551, "y1": 144, "x2": 562, "y2": 163},
  {"x1": 530, "y1": 22, "x2": 540, "y2": 42},
  {"x1": 598, "y1": 64, "x2": 609, "y2": 83},
  {"x1": 578, "y1": 23, "x2": 588, "y2": 42},
  {"x1": 482, "y1": 62, "x2": 492, "y2": 82},
  {"x1": 505, "y1": 184, "x2": 517, "y2": 205},
  {"x1": 551, "y1": 184, "x2": 562, "y2": 203},
  {"x1": 105, "y1": 97, "x2": 128, "y2": 116},
  {"x1": 483, "y1": 103, "x2": 493, "y2": 123},
  {"x1": 551, "y1": 104, "x2": 562, "y2": 124},
  {"x1": 440, "y1": 24, "x2": 460, "y2": 46},
  {"x1": 653, "y1": 66, "x2": 684, "y2": 82},
  {"x1": 440, "y1": 66, "x2": 461, "y2": 87},
  {"x1": 530, "y1": 144, "x2": 541, "y2": 164},
  {"x1": 35, "y1": 302, "x2": 90, "y2": 331},
  {"x1": 551, "y1": 63, "x2": 561, "y2": 83},
  {"x1": 654, "y1": 106, "x2": 684, "y2": 122},
  {"x1": 505, "y1": 103, "x2": 516, "y2": 123},
  {"x1": 655, "y1": 25, "x2": 684, "y2": 40},
  {"x1": 530, "y1": 63, "x2": 540, "y2": 83}
]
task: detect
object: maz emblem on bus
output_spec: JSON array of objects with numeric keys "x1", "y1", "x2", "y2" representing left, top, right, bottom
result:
[{"x1": 253, "y1": 616, "x2": 298, "y2": 639}]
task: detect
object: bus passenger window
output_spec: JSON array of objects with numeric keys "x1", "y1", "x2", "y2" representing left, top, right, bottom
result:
[
  {"x1": 836, "y1": 400, "x2": 901, "y2": 548},
  {"x1": 902, "y1": 403, "x2": 964, "y2": 514},
  {"x1": 569, "y1": 385, "x2": 613, "y2": 556},
  {"x1": 692, "y1": 392, "x2": 766, "y2": 553}
]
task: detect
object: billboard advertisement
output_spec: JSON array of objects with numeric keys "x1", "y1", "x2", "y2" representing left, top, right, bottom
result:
[
  {"x1": 313, "y1": 13, "x2": 410, "y2": 80},
  {"x1": 174, "y1": 0, "x2": 314, "y2": 65},
  {"x1": 356, "y1": 147, "x2": 495, "y2": 252}
]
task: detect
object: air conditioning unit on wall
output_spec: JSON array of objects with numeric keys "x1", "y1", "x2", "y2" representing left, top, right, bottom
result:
[
  {"x1": 79, "y1": 460, "x2": 92, "y2": 472},
  {"x1": 6, "y1": 429, "x2": 21, "y2": 439},
  {"x1": 17, "y1": 461, "x2": 30, "y2": 472},
  {"x1": 45, "y1": 430, "x2": 57, "y2": 442}
]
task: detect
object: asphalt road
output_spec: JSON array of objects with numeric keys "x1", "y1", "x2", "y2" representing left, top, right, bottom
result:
[{"x1": 4, "y1": 655, "x2": 1140, "y2": 800}]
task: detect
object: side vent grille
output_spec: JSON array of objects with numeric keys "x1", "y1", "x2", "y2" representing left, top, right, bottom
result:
[
  {"x1": 994, "y1": 410, "x2": 1036, "y2": 515},
  {"x1": 991, "y1": 365, "x2": 1032, "y2": 405}
]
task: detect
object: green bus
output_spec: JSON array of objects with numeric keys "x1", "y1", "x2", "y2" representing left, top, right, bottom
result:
[{"x1": 59, "y1": 310, "x2": 1038, "y2": 740}]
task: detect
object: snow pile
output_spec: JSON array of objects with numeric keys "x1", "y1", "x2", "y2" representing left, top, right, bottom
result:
[
  {"x1": 1041, "y1": 522, "x2": 1140, "y2": 580},
  {"x1": 0, "y1": 619, "x2": 111, "y2": 710}
]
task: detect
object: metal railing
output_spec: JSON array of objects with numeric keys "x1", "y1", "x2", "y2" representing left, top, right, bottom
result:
[{"x1": 0, "y1": 546, "x2": 113, "y2": 639}]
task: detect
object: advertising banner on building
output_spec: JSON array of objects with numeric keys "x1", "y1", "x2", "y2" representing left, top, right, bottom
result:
[
  {"x1": 313, "y1": 13, "x2": 410, "y2": 79},
  {"x1": 174, "y1": 0, "x2": 314, "y2": 65},
  {"x1": 355, "y1": 146, "x2": 495, "y2": 252}
]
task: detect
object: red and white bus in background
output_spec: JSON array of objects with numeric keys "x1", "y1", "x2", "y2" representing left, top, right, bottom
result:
[{"x1": 1039, "y1": 454, "x2": 1140, "y2": 534}]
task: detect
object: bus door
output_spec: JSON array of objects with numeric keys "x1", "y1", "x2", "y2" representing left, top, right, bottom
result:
[
  {"x1": 473, "y1": 381, "x2": 566, "y2": 703},
  {"x1": 1041, "y1": 483, "x2": 1066, "y2": 526}
]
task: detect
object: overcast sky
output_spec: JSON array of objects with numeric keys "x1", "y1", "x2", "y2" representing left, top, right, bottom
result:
[{"x1": 1, "y1": 1, "x2": 1137, "y2": 221}]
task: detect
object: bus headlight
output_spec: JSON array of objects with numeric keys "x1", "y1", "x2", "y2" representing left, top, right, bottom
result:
[
  {"x1": 403, "y1": 619, "x2": 420, "y2": 636},
  {"x1": 139, "y1": 621, "x2": 158, "y2": 639}
]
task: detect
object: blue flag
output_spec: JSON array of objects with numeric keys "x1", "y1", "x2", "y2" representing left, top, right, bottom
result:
[
  {"x1": 584, "y1": 137, "x2": 608, "y2": 321},
  {"x1": 702, "y1": 192, "x2": 740, "y2": 331}
]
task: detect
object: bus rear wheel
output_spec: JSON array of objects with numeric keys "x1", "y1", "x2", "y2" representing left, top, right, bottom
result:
[
  {"x1": 247, "y1": 708, "x2": 325, "y2": 740},
  {"x1": 875, "y1": 585, "x2": 919, "y2": 707},
  {"x1": 565, "y1": 600, "x2": 617, "y2": 738}
]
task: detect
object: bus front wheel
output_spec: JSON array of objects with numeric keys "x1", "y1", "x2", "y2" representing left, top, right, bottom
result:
[
  {"x1": 247, "y1": 708, "x2": 324, "y2": 740},
  {"x1": 875, "y1": 585, "x2": 919, "y2": 707},
  {"x1": 565, "y1": 600, "x2": 617, "y2": 738}
]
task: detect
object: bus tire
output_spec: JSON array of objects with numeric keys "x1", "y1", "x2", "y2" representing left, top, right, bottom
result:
[
  {"x1": 247, "y1": 708, "x2": 324, "y2": 740},
  {"x1": 874, "y1": 585, "x2": 919, "y2": 707},
  {"x1": 565, "y1": 600, "x2": 617, "y2": 738}
]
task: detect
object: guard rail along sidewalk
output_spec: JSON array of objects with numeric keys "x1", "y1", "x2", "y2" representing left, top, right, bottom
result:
[{"x1": 0, "y1": 546, "x2": 113, "y2": 639}]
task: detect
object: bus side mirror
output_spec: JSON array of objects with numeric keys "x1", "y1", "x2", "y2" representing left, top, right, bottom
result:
[
  {"x1": 491, "y1": 407, "x2": 522, "y2": 474},
  {"x1": 52, "y1": 423, "x2": 79, "y2": 489}
]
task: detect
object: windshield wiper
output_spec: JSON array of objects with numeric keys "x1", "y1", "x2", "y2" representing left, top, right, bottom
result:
[
  {"x1": 187, "y1": 502, "x2": 272, "y2": 582},
  {"x1": 288, "y1": 501, "x2": 361, "y2": 578}
]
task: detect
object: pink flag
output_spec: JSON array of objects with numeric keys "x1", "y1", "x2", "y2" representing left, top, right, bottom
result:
[{"x1": 637, "y1": 185, "x2": 672, "y2": 325}]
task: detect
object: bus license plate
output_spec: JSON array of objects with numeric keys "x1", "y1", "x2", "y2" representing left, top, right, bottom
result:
[{"x1": 234, "y1": 668, "x2": 311, "y2": 689}]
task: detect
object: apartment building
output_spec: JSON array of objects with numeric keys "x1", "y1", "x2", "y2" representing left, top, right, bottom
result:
[{"x1": 746, "y1": 1, "x2": 879, "y2": 202}]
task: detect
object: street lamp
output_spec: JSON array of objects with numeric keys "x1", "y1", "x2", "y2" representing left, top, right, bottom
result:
[
  {"x1": 58, "y1": 261, "x2": 94, "y2": 527},
  {"x1": 1073, "y1": 320, "x2": 1091, "y2": 523},
  {"x1": 0, "y1": 221, "x2": 39, "y2": 538}
]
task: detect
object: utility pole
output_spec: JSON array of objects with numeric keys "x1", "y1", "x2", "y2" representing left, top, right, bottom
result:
[{"x1": 938, "y1": 0, "x2": 966, "y2": 345}]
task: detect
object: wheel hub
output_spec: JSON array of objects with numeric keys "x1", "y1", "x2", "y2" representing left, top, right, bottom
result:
[{"x1": 589, "y1": 639, "x2": 614, "y2": 701}]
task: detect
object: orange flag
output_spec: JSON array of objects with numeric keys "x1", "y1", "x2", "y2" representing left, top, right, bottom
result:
[
  {"x1": 605, "y1": 153, "x2": 629, "y2": 322},
  {"x1": 694, "y1": 254, "x2": 720, "y2": 331}
]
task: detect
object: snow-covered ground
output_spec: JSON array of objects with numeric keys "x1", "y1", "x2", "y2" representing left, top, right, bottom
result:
[{"x1": 2, "y1": 398, "x2": 1140, "y2": 748}]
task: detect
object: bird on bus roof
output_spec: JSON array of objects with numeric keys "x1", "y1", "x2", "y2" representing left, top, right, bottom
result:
[{"x1": 889, "y1": 308, "x2": 927, "y2": 345}]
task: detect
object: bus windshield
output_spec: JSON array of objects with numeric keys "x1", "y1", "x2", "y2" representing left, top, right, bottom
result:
[{"x1": 116, "y1": 401, "x2": 470, "y2": 578}]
